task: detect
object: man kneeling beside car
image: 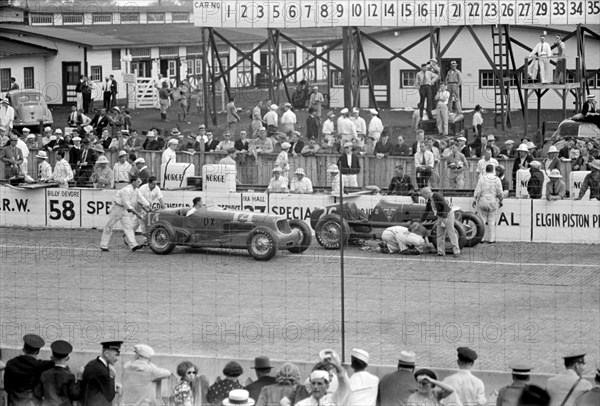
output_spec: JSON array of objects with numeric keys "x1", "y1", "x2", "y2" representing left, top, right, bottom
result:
[{"x1": 379, "y1": 220, "x2": 433, "y2": 254}]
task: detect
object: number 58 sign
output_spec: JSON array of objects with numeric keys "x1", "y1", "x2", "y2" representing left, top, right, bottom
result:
[{"x1": 46, "y1": 189, "x2": 81, "y2": 228}]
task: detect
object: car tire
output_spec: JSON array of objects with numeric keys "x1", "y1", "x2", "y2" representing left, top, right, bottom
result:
[
  {"x1": 431, "y1": 221, "x2": 467, "y2": 253},
  {"x1": 148, "y1": 223, "x2": 176, "y2": 255},
  {"x1": 287, "y1": 219, "x2": 313, "y2": 254},
  {"x1": 247, "y1": 226, "x2": 279, "y2": 261},
  {"x1": 315, "y1": 214, "x2": 349, "y2": 250},
  {"x1": 459, "y1": 211, "x2": 485, "y2": 247}
]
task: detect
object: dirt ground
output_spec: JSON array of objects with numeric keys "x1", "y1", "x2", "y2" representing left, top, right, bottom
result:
[{"x1": 0, "y1": 227, "x2": 598, "y2": 375}]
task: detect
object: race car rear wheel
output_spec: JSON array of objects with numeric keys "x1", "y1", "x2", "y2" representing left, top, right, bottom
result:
[
  {"x1": 315, "y1": 214, "x2": 349, "y2": 250},
  {"x1": 460, "y1": 211, "x2": 485, "y2": 247},
  {"x1": 148, "y1": 223, "x2": 176, "y2": 255},
  {"x1": 430, "y1": 221, "x2": 467, "y2": 253},
  {"x1": 247, "y1": 226, "x2": 279, "y2": 261},
  {"x1": 287, "y1": 220, "x2": 312, "y2": 254}
]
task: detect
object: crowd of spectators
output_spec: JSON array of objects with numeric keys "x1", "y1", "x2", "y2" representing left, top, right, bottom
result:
[{"x1": 1, "y1": 335, "x2": 598, "y2": 406}]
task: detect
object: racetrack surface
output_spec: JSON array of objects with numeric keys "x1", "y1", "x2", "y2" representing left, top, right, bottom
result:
[{"x1": 0, "y1": 227, "x2": 598, "y2": 374}]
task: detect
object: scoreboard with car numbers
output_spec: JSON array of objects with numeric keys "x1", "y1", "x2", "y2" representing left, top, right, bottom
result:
[{"x1": 193, "y1": 0, "x2": 600, "y2": 28}]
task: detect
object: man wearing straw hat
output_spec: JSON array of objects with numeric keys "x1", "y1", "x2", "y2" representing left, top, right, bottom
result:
[
  {"x1": 162, "y1": 135, "x2": 179, "y2": 164},
  {"x1": 36, "y1": 150, "x2": 53, "y2": 182},
  {"x1": 545, "y1": 169, "x2": 566, "y2": 200},
  {"x1": 223, "y1": 389, "x2": 255, "y2": 406},
  {"x1": 290, "y1": 167, "x2": 313, "y2": 194}
]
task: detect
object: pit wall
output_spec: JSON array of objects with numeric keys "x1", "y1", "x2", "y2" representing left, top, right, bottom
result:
[
  {"x1": 0, "y1": 348, "x2": 595, "y2": 404},
  {"x1": 1, "y1": 186, "x2": 599, "y2": 244}
]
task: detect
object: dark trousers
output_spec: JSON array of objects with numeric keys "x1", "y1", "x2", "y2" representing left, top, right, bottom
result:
[
  {"x1": 83, "y1": 93, "x2": 92, "y2": 113},
  {"x1": 416, "y1": 167, "x2": 432, "y2": 188},
  {"x1": 103, "y1": 91, "x2": 112, "y2": 109},
  {"x1": 418, "y1": 85, "x2": 433, "y2": 119}
]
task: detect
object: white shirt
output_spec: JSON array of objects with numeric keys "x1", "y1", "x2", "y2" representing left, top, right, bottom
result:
[
  {"x1": 53, "y1": 159, "x2": 73, "y2": 185},
  {"x1": 347, "y1": 371, "x2": 379, "y2": 406},
  {"x1": 530, "y1": 41, "x2": 552, "y2": 57},
  {"x1": 476, "y1": 157, "x2": 499, "y2": 174},
  {"x1": 368, "y1": 116, "x2": 384, "y2": 141},
  {"x1": 436, "y1": 90, "x2": 450, "y2": 105},
  {"x1": 337, "y1": 116, "x2": 357, "y2": 137},
  {"x1": 275, "y1": 151, "x2": 289, "y2": 171},
  {"x1": 137, "y1": 184, "x2": 162, "y2": 208},
  {"x1": 113, "y1": 161, "x2": 132, "y2": 182},
  {"x1": 263, "y1": 110, "x2": 278, "y2": 127},
  {"x1": 114, "y1": 185, "x2": 140, "y2": 211},
  {"x1": 472, "y1": 112, "x2": 483, "y2": 127},
  {"x1": 217, "y1": 140, "x2": 235, "y2": 151},
  {"x1": 295, "y1": 371, "x2": 350, "y2": 406},
  {"x1": 384, "y1": 226, "x2": 426, "y2": 249},
  {"x1": 442, "y1": 370, "x2": 486, "y2": 406},
  {"x1": 0, "y1": 105, "x2": 15, "y2": 129},
  {"x1": 322, "y1": 118, "x2": 335, "y2": 137},
  {"x1": 281, "y1": 110, "x2": 297, "y2": 125},
  {"x1": 38, "y1": 160, "x2": 53, "y2": 181},
  {"x1": 290, "y1": 177, "x2": 313, "y2": 194},
  {"x1": 16, "y1": 139, "x2": 29, "y2": 159},
  {"x1": 161, "y1": 148, "x2": 177, "y2": 164},
  {"x1": 350, "y1": 116, "x2": 367, "y2": 136}
]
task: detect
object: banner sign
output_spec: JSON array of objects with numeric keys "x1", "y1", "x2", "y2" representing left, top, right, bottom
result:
[
  {"x1": 531, "y1": 200, "x2": 600, "y2": 243},
  {"x1": 193, "y1": 0, "x2": 599, "y2": 28},
  {"x1": 569, "y1": 170, "x2": 591, "y2": 200},
  {"x1": 0, "y1": 186, "x2": 45, "y2": 227}
]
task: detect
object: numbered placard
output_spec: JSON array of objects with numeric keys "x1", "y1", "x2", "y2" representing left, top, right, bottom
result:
[
  {"x1": 194, "y1": 0, "x2": 595, "y2": 26},
  {"x1": 46, "y1": 189, "x2": 81, "y2": 228}
]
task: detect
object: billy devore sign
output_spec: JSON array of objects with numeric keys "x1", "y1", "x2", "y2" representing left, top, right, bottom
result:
[{"x1": 193, "y1": 0, "x2": 599, "y2": 28}]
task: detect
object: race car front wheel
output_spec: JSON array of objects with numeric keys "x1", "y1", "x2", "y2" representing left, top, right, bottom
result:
[
  {"x1": 459, "y1": 211, "x2": 485, "y2": 247},
  {"x1": 247, "y1": 226, "x2": 279, "y2": 261},
  {"x1": 148, "y1": 223, "x2": 176, "y2": 255},
  {"x1": 287, "y1": 220, "x2": 313, "y2": 254},
  {"x1": 315, "y1": 214, "x2": 349, "y2": 250}
]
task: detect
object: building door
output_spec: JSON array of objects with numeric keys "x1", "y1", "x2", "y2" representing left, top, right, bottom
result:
[
  {"x1": 368, "y1": 59, "x2": 390, "y2": 107},
  {"x1": 131, "y1": 60, "x2": 151, "y2": 78},
  {"x1": 62, "y1": 62, "x2": 81, "y2": 105},
  {"x1": 160, "y1": 59, "x2": 179, "y2": 87}
]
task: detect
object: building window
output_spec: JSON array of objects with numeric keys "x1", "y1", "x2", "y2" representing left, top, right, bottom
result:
[
  {"x1": 187, "y1": 58, "x2": 203, "y2": 76},
  {"x1": 237, "y1": 55, "x2": 253, "y2": 87},
  {"x1": 120, "y1": 13, "x2": 139, "y2": 23},
  {"x1": 112, "y1": 49, "x2": 121, "y2": 70},
  {"x1": 159, "y1": 47, "x2": 179, "y2": 57},
  {"x1": 92, "y1": 13, "x2": 112, "y2": 23},
  {"x1": 147, "y1": 13, "x2": 165, "y2": 23},
  {"x1": 479, "y1": 70, "x2": 518, "y2": 88},
  {"x1": 30, "y1": 13, "x2": 53, "y2": 25},
  {"x1": 63, "y1": 13, "x2": 84, "y2": 24},
  {"x1": 172, "y1": 12, "x2": 189, "y2": 22},
  {"x1": 587, "y1": 70, "x2": 600, "y2": 88},
  {"x1": 0, "y1": 69, "x2": 11, "y2": 92},
  {"x1": 130, "y1": 48, "x2": 151, "y2": 58},
  {"x1": 90, "y1": 66, "x2": 103, "y2": 81},
  {"x1": 23, "y1": 67, "x2": 34, "y2": 89},
  {"x1": 330, "y1": 70, "x2": 343, "y2": 87},
  {"x1": 400, "y1": 70, "x2": 417, "y2": 88}
]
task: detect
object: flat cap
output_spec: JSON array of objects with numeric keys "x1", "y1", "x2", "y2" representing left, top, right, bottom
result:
[
  {"x1": 457, "y1": 347, "x2": 478, "y2": 362},
  {"x1": 134, "y1": 344, "x2": 155, "y2": 358}
]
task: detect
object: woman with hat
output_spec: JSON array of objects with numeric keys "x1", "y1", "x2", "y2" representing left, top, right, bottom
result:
[
  {"x1": 544, "y1": 145, "x2": 561, "y2": 173},
  {"x1": 575, "y1": 160, "x2": 600, "y2": 200},
  {"x1": 91, "y1": 156, "x2": 114, "y2": 189},
  {"x1": 206, "y1": 362, "x2": 245, "y2": 406},
  {"x1": 407, "y1": 369, "x2": 455, "y2": 406},
  {"x1": 36, "y1": 150, "x2": 53, "y2": 182},
  {"x1": 512, "y1": 143, "x2": 533, "y2": 188},
  {"x1": 256, "y1": 364, "x2": 301, "y2": 406}
]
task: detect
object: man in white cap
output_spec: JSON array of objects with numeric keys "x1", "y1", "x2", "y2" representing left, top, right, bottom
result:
[
  {"x1": 527, "y1": 161, "x2": 544, "y2": 199},
  {"x1": 337, "y1": 141, "x2": 360, "y2": 187},
  {"x1": 290, "y1": 168, "x2": 313, "y2": 194},
  {"x1": 91, "y1": 156, "x2": 114, "y2": 189},
  {"x1": 377, "y1": 351, "x2": 418, "y2": 406},
  {"x1": 337, "y1": 108, "x2": 357, "y2": 143},
  {"x1": 546, "y1": 169, "x2": 566, "y2": 200},
  {"x1": 445, "y1": 61, "x2": 463, "y2": 113},
  {"x1": 367, "y1": 109, "x2": 383, "y2": 142},
  {"x1": 281, "y1": 103, "x2": 297, "y2": 135},
  {"x1": 162, "y1": 138, "x2": 178, "y2": 164},
  {"x1": 296, "y1": 359, "x2": 350, "y2": 406},
  {"x1": 546, "y1": 353, "x2": 593, "y2": 406},
  {"x1": 113, "y1": 150, "x2": 132, "y2": 188},
  {"x1": 266, "y1": 167, "x2": 288, "y2": 193},
  {"x1": 347, "y1": 349, "x2": 378, "y2": 406},
  {"x1": 36, "y1": 150, "x2": 53, "y2": 182},
  {"x1": 322, "y1": 111, "x2": 336, "y2": 145},
  {"x1": 122, "y1": 344, "x2": 171, "y2": 406},
  {"x1": 309, "y1": 86, "x2": 325, "y2": 123},
  {"x1": 498, "y1": 140, "x2": 516, "y2": 159},
  {"x1": 544, "y1": 145, "x2": 561, "y2": 172},
  {"x1": 512, "y1": 143, "x2": 533, "y2": 187},
  {"x1": 350, "y1": 108, "x2": 367, "y2": 139},
  {"x1": 0, "y1": 98, "x2": 15, "y2": 131},
  {"x1": 263, "y1": 104, "x2": 279, "y2": 136},
  {"x1": 134, "y1": 158, "x2": 151, "y2": 185},
  {"x1": 528, "y1": 34, "x2": 552, "y2": 83},
  {"x1": 486, "y1": 135, "x2": 500, "y2": 158}
]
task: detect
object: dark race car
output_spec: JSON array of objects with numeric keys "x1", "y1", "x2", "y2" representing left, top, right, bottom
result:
[
  {"x1": 310, "y1": 198, "x2": 484, "y2": 252},
  {"x1": 147, "y1": 206, "x2": 312, "y2": 260}
]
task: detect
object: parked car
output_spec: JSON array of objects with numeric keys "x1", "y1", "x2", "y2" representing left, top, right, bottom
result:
[
  {"x1": 6, "y1": 90, "x2": 53, "y2": 128},
  {"x1": 147, "y1": 206, "x2": 312, "y2": 260},
  {"x1": 550, "y1": 118, "x2": 600, "y2": 142},
  {"x1": 309, "y1": 198, "x2": 484, "y2": 252}
]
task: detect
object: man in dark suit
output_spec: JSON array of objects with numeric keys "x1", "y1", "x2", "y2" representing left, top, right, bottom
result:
[
  {"x1": 81, "y1": 341, "x2": 122, "y2": 406},
  {"x1": 419, "y1": 187, "x2": 460, "y2": 257},
  {"x1": 245, "y1": 357, "x2": 276, "y2": 402},
  {"x1": 388, "y1": 166, "x2": 414, "y2": 195},
  {"x1": 377, "y1": 351, "x2": 418, "y2": 406},
  {"x1": 205, "y1": 132, "x2": 220, "y2": 152},
  {"x1": 337, "y1": 141, "x2": 361, "y2": 187},
  {"x1": 108, "y1": 75, "x2": 118, "y2": 109},
  {"x1": 4, "y1": 334, "x2": 54, "y2": 406},
  {"x1": 90, "y1": 109, "x2": 111, "y2": 136},
  {"x1": 34, "y1": 340, "x2": 80, "y2": 406},
  {"x1": 76, "y1": 140, "x2": 96, "y2": 186},
  {"x1": 289, "y1": 131, "x2": 304, "y2": 156}
]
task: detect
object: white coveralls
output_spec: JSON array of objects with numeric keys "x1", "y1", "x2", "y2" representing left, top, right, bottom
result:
[
  {"x1": 381, "y1": 226, "x2": 425, "y2": 253},
  {"x1": 100, "y1": 184, "x2": 144, "y2": 249}
]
